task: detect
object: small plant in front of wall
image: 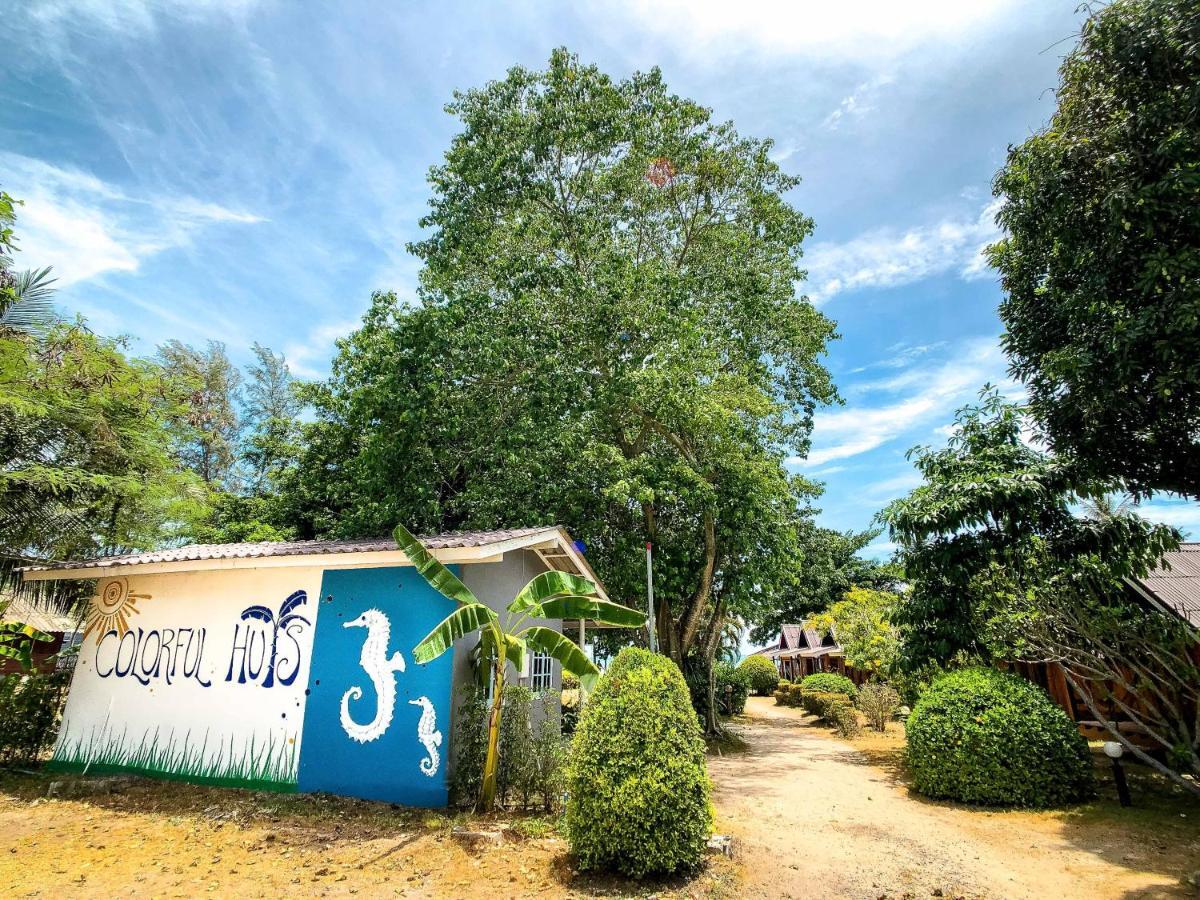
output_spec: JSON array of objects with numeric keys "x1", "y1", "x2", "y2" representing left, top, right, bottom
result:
[{"x1": 394, "y1": 523, "x2": 646, "y2": 811}]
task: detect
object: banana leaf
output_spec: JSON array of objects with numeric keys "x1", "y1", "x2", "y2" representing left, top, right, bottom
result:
[
  {"x1": 508, "y1": 570, "x2": 600, "y2": 615},
  {"x1": 413, "y1": 603, "x2": 497, "y2": 664},
  {"x1": 537, "y1": 595, "x2": 646, "y2": 627},
  {"x1": 394, "y1": 523, "x2": 480, "y2": 607},
  {"x1": 520, "y1": 625, "x2": 600, "y2": 692}
]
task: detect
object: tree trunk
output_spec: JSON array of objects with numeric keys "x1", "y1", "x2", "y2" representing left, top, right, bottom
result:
[{"x1": 480, "y1": 656, "x2": 505, "y2": 809}]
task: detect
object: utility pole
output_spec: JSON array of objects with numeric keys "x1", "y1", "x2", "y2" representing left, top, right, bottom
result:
[{"x1": 646, "y1": 542, "x2": 658, "y2": 653}]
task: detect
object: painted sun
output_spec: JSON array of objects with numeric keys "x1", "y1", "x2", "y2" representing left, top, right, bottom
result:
[{"x1": 84, "y1": 577, "x2": 150, "y2": 640}]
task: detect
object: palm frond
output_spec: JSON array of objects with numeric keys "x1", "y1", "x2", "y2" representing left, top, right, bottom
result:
[{"x1": 0, "y1": 267, "x2": 58, "y2": 334}]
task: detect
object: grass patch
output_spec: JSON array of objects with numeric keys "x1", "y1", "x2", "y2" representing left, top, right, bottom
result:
[{"x1": 49, "y1": 718, "x2": 298, "y2": 791}]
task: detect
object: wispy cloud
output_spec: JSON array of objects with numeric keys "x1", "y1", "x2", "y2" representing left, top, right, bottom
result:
[
  {"x1": 609, "y1": 0, "x2": 1021, "y2": 62},
  {"x1": 804, "y1": 201, "x2": 1001, "y2": 304},
  {"x1": 822, "y1": 74, "x2": 895, "y2": 131},
  {"x1": 848, "y1": 341, "x2": 947, "y2": 375},
  {"x1": 3, "y1": 153, "x2": 263, "y2": 287},
  {"x1": 283, "y1": 318, "x2": 361, "y2": 380},
  {"x1": 794, "y1": 337, "x2": 1009, "y2": 467}
]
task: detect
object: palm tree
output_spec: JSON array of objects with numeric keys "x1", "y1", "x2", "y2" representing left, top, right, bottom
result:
[{"x1": 395, "y1": 524, "x2": 646, "y2": 810}]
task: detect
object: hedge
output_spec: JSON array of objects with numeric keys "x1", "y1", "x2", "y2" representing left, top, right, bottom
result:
[
  {"x1": 566, "y1": 648, "x2": 712, "y2": 878},
  {"x1": 906, "y1": 667, "x2": 1094, "y2": 807},
  {"x1": 798, "y1": 672, "x2": 857, "y2": 700}
]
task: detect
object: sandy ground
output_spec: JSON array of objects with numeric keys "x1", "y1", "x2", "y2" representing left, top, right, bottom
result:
[
  {"x1": 710, "y1": 697, "x2": 1200, "y2": 899},
  {"x1": 2, "y1": 699, "x2": 1197, "y2": 898}
]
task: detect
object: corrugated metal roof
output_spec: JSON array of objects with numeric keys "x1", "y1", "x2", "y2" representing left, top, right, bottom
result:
[
  {"x1": 1135, "y1": 543, "x2": 1200, "y2": 629},
  {"x1": 20, "y1": 527, "x2": 559, "y2": 575}
]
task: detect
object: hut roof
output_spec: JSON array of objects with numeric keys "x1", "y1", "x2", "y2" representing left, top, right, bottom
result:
[
  {"x1": 1132, "y1": 543, "x2": 1200, "y2": 629},
  {"x1": 19, "y1": 527, "x2": 608, "y2": 601},
  {"x1": 0, "y1": 595, "x2": 77, "y2": 634}
]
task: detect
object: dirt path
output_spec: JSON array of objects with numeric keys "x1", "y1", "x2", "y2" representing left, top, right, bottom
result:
[{"x1": 710, "y1": 697, "x2": 1199, "y2": 899}]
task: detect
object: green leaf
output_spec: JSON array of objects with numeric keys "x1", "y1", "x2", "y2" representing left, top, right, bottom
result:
[
  {"x1": 0, "y1": 622, "x2": 52, "y2": 643},
  {"x1": 508, "y1": 570, "x2": 600, "y2": 615},
  {"x1": 503, "y1": 632, "x2": 526, "y2": 674},
  {"x1": 394, "y1": 522, "x2": 480, "y2": 607},
  {"x1": 412, "y1": 603, "x2": 497, "y2": 664},
  {"x1": 520, "y1": 625, "x2": 600, "y2": 691},
  {"x1": 537, "y1": 595, "x2": 646, "y2": 627}
]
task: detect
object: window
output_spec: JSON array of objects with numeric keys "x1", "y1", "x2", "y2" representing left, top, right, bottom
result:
[
  {"x1": 529, "y1": 651, "x2": 553, "y2": 692},
  {"x1": 56, "y1": 631, "x2": 83, "y2": 670}
]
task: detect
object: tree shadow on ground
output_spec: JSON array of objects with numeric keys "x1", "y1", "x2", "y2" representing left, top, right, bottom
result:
[{"x1": 755, "y1": 711, "x2": 1200, "y2": 895}]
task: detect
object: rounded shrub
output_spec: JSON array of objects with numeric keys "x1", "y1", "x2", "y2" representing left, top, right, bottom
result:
[
  {"x1": 737, "y1": 655, "x2": 781, "y2": 696},
  {"x1": 566, "y1": 647, "x2": 712, "y2": 878},
  {"x1": 799, "y1": 672, "x2": 857, "y2": 700},
  {"x1": 714, "y1": 661, "x2": 749, "y2": 715},
  {"x1": 906, "y1": 667, "x2": 1094, "y2": 807}
]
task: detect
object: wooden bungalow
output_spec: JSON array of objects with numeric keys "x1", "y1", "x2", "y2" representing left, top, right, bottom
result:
[{"x1": 757, "y1": 623, "x2": 858, "y2": 682}]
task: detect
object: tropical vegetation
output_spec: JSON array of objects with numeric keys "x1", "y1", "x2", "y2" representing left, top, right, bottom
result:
[
  {"x1": 880, "y1": 389, "x2": 1198, "y2": 794},
  {"x1": 906, "y1": 667, "x2": 1093, "y2": 807},
  {"x1": 396, "y1": 523, "x2": 645, "y2": 810},
  {"x1": 565, "y1": 647, "x2": 711, "y2": 878},
  {"x1": 990, "y1": 0, "x2": 1200, "y2": 499},
  {"x1": 737, "y1": 654, "x2": 781, "y2": 696}
]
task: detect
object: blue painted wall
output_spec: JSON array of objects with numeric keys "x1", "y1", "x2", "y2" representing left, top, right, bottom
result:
[{"x1": 297, "y1": 566, "x2": 458, "y2": 806}]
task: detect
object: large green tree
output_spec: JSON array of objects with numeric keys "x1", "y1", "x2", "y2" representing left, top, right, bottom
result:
[
  {"x1": 286, "y1": 51, "x2": 838, "y2": 729},
  {"x1": 880, "y1": 389, "x2": 1197, "y2": 792},
  {"x1": 989, "y1": 0, "x2": 1200, "y2": 497}
]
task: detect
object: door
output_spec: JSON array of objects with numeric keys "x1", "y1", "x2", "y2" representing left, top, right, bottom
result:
[{"x1": 296, "y1": 566, "x2": 458, "y2": 806}]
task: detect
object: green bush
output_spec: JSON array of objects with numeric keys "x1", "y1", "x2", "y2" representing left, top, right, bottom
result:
[
  {"x1": 0, "y1": 669, "x2": 69, "y2": 765},
  {"x1": 772, "y1": 689, "x2": 789, "y2": 706},
  {"x1": 799, "y1": 672, "x2": 857, "y2": 700},
  {"x1": 857, "y1": 683, "x2": 901, "y2": 732},
  {"x1": 451, "y1": 684, "x2": 567, "y2": 811},
  {"x1": 829, "y1": 702, "x2": 861, "y2": 738},
  {"x1": 737, "y1": 655, "x2": 781, "y2": 696},
  {"x1": 906, "y1": 667, "x2": 1094, "y2": 807},
  {"x1": 566, "y1": 647, "x2": 712, "y2": 878},
  {"x1": 714, "y1": 661, "x2": 749, "y2": 715}
]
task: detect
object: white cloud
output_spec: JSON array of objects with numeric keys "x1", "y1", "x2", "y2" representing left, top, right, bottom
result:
[
  {"x1": 609, "y1": 0, "x2": 1022, "y2": 62},
  {"x1": 848, "y1": 341, "x2": 947, "y2": 375},
  {"x1": 2, "y1": 153, "x2": 263, "y2": 287},
  {"x1": 822, "y1": 74, "x2": 895, "y2": 131},
  {"x1": 794, "y1": 337, "x2": 1009, "y2": 466},
  {"x1": 1135, "y1": 501, "x2": 1200, "y2": 539},
  {"x1": 283, "y1": 318, "x2": 361, "y2": 380},
  {"x1": 804, "y1": 200, "x2": 1001, "y2": 304}
]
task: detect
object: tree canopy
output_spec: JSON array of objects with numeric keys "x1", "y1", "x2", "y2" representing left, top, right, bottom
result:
[
  {"x1": 283, "y1": 51, "x2": 839, "y2": 722},
  {"x1": 989, "y1": 0, "x2": 1200, "y2": 498}
]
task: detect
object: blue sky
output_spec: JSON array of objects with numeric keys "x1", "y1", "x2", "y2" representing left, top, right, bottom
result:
[{"x1": 4, "y1": 0, "x2": 1199, "y2": 548}]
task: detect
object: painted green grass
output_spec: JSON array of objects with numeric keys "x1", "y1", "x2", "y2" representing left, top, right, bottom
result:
[{"x1": 49, "y1": 716, "x2": 298, "y2": 792}]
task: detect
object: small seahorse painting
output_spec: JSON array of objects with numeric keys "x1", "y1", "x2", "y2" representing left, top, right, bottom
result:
[
  {"x1": 340, "y1": 609, "x2": 406, "y2": 743},
  {"x1": 408, "y1": 696, "x2": 442, "y2": 777}
]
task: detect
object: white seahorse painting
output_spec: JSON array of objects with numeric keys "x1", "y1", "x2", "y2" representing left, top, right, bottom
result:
[
  {"x1": 340, "y1": 609, "x2": 406, "y2": 743},
  {"x1": 408, "y1": 696, "x2": 442, "y2": 777}
]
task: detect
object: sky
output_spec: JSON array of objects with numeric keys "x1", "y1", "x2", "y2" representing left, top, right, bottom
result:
[{"x1": 4, "y1": 0, "x2": 1199, "y2": 550}]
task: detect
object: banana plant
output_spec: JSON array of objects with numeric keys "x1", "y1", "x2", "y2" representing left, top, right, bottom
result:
[
  {"x1": 0, "y1": 621, "x2": 53, "y2": 671},
  {"x1": 395, "y1": 523, "x2": 646, "y2": 810}
]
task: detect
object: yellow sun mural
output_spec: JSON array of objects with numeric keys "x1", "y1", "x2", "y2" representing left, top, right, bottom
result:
[{"x1": 84, "y1": 577, "x2": 150, "y2": 640}]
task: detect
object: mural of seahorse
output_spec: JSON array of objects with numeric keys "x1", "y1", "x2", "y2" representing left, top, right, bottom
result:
[
  {"x1": 408, "y1": 696, "x2": 442, "y2": 777},
  {"x1": 340, "y1": 609, "x2": 406, "y2": 744}
]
